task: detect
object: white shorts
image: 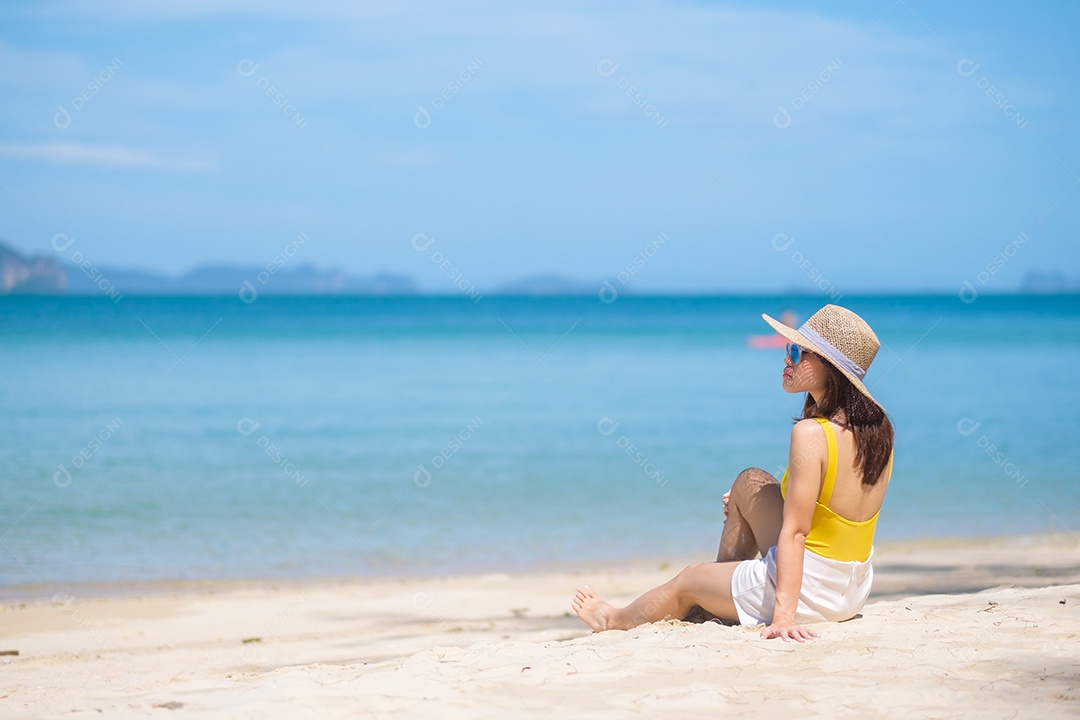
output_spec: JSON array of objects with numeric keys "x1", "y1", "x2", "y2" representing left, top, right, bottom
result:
[{"x1": 729, "y1": 545, "x2": 873, "y2": 626}]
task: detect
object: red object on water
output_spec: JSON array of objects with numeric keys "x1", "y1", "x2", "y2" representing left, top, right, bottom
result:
[{"x1": 747, "y1": 334, "x2": 787, "y2": 349}]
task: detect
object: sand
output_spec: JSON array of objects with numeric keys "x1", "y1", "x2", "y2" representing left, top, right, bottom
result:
[{"x1": 2, "y1": 534, "x2": 1079, "y2": 718}]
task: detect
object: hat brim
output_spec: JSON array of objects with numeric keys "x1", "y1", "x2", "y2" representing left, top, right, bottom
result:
[{"x1": 761, "y1": 313, "x2": 882, "y2": 411}]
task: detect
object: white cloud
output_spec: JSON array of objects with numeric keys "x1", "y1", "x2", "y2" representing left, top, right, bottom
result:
[{"x1": 0, "y1": 141, "x2": 216, "y2": 171}]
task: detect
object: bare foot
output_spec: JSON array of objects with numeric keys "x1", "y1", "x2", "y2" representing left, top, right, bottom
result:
[{"x1": 572, "y1": 585, "x2": 617, "y2": 632}]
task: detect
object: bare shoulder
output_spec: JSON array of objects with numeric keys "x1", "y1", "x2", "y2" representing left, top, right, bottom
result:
[
  {"x1": 786, "y1": 420, "x2": 828, "y2": 498},
  {"x1": 788, "y1": 419, "x2": 827, "y2": 462},
  {"x1": 790, "y1": 418, "x2": 826, "y2": 445}
]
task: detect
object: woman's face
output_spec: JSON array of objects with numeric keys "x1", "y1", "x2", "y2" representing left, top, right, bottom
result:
[{"x1": 783, "y1": 345, "x2": 828, "y2": 398}]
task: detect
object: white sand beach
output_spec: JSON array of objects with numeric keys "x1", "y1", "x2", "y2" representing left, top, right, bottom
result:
[{"x1": 3, "y1": 534, "x2": 1079, "y2": 718}]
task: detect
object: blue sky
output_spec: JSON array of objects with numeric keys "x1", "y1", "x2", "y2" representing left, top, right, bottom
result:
[{"x1": 0, "y1": 0, "x2": 1077, "y2": 293}]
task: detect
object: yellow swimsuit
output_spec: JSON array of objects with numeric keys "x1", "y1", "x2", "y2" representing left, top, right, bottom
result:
[{"x1": 779, "y1": 417, "x2": 891, "y2": 563}]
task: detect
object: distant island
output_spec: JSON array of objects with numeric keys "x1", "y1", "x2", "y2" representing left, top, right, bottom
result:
[
  {"x1": 1, "y1": 240, "x2": 1077, "y2": 296},
  {"x1": 1018, "y1": 272, "x2": 1080, "y2": 293},
  {"x1": 0, "y1": 241, "x2": 603, "y2": 297},
  {"x1": 0, "y1": 243, "x2": 67, "y2": 294},
  {"x1": 0, "y1": 241, "x2": 416, "y2": 297}
]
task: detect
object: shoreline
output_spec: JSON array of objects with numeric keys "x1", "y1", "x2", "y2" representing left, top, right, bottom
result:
[
  {"x1": 3, "y1": 531, "x2": 1079, "y2": 718},
  {"x1": 4, "y1": 531, "x2": 1077, "y2": 605}
]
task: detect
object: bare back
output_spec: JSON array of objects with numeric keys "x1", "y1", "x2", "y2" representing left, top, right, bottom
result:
[{"x1": 822, "y1": 420, "x2": 890, "y2": 523}]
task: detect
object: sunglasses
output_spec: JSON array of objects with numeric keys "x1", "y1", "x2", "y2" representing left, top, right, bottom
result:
[{"x1": 786, "y1": 343, "x2": 813, "y2": 365}]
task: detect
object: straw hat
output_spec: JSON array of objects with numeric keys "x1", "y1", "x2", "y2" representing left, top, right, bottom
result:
[{"x1": 762, "y1": 305, "x2": 882, "y2": 409}]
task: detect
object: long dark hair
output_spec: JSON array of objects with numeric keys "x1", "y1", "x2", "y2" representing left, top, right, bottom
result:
[{"x1": 799, "y1": 361, "x2": 894, "y2": 486}]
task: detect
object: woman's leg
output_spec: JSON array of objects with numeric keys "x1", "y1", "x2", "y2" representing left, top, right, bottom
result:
[
  {"x1": 573, "y1": 561, "x2": 741, "y2": 632},
  {"x1": 716, "y1": 467, "x2": 784, "y2": 562}
]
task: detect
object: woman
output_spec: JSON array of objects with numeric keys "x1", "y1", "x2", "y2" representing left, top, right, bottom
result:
[{"x1": 572, "y1": 304, "x2": 894, "y2": 641}]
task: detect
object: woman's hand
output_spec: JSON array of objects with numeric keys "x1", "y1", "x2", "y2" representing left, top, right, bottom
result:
[
  {"x1": 722, "y1": 490, "x2": 731, "y2": 517},
  {"x1": 760, "y1": 622, "x2": 817, "y2": 642}
]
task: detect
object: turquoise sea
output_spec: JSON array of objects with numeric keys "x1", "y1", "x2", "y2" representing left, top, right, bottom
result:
[{"x1": 1, "y1": 295, "x2": 1078, "y2": 591}]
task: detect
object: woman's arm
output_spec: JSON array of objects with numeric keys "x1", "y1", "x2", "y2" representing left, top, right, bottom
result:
[{"x1": 761, "y1": 419, "x2": 826, "y2": 641}]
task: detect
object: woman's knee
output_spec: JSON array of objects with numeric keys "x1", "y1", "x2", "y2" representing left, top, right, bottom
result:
[
  {"x1": 671, "y1": 563, "x2": 735, "y2": 614},
  {"x1": 671, "y1": 563, "x2": 707, "y2": 593},
  {"x1": 675, "y1": 562, "x2": 703, "y2": 579},
  {"x1": 731, "y1": 467, "x2": 778, "y2": 499}
]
